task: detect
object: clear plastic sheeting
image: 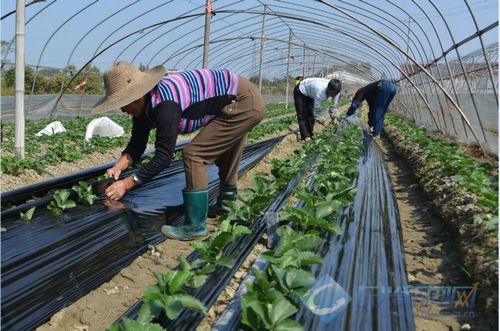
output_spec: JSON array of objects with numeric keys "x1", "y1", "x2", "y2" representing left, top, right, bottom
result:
[
  {"x1": 0, "y1": 137, "x2": 283, "y2": 331},
  {"x1": 0, "y1": 94, "x2": 291, "y2": 121},
  {"x1": 0, "y1": 94, "x2": 120, "y2": 121}
]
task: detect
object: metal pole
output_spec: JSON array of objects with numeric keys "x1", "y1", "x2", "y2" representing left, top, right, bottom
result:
[
  {"x1": 312, "y1": 52, "x2": 316, "y2": 76},
  {"x1": 257, "y1": 4, "x2": 266, "y2": 91},
  {"x1": 405, "y1": 16, "x2": 411, "y2": 54},
  {"x1": 285, "y1": 29, "x2": 292, "y2": 110},
  {"x1": 14, "y1": 0, "x2": 25, "y2": 159},
  {"x1": 302, "y1": 43, "x2": 306, "y2": 77},
  {"x1": 202, "y1": 0, "x2": 211, "y2": 68}
]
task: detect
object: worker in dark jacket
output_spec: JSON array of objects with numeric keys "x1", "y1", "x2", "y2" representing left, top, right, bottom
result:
[
  {"x1": 345, "y1": 80, "x2": 397, "y2": 137},
  {"x1": 92, "y1": 61, "x2": 265, "y2": 240}
]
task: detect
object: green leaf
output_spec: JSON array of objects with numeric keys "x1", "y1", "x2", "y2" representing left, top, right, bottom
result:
[
  {"x1": 248, "y1": 300, "x2": 271, "y2": 328},
  {"x1": 188, "y1": 274, "x2": 208, "y2": 288},
  {"x1": 275, "y1": 319, "x2": 304, "y2": 331},
  {"x1": 177, "y1": 256, "x2": 192, "y2": 272},
  {"x1": 215, "y1": 255, "x2": 235, "y2": 268},
  {"x1": 233, "y1": 225, "x2": 251, "y2": 237},
  {"x1": 64, "y1": 199, "x2": 76, "y2": 209},
  {"x1": 20, "y1": 206, "x2": 36, "y2": 221},
  {"x1": 315, "y1": 202, "x2": 336, "y2": 219},
  {"x1": 143, "y1": 285, "x2": 162, "y2": 302},
  {"x1": 173, "y1": 294, "x2": 207, "y2": 315},
  {"x1": 168, "y1": 270, "x2": 192, "y2": 294},
  {"x1": 137, "y1": 303, "x2": 153, "y2": 324},
  {"x1": 270, "y1": 297, "x2": 298, "y2": 325},
  {"x1": 283, "y1": 268, "x2": 316, "y2": 290},
  {"x1": 59, "y1": 190, "x2": 70, "y2": 201}
]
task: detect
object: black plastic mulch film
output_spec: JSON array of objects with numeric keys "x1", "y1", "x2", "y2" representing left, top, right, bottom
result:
[
  {"x1": 214, "y1": 119, "x2": 414, "y2": 331},
  {"x1": 0, "y1": 137, "x2": 284, "y2": 331},
  {"x1": 115, "y1": 150, "x2": 318, "y2": 330}
]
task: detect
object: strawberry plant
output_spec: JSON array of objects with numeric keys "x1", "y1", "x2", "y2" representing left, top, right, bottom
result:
[
  {"x1": 241, "y1": 290, "x2": 302, "y2": 331},
  {"x1": 282, "y1": 187, "x2": 344, "y2": 233},
  {"x1": 72, "y1": 181, "x2": 97, "y2": 206},
  {"x1": 142, "y1": 271, "x2": 207, "y2": 320},
  {"x1": 271, "y1": 149, "x2": 308, "y2": 181},
  {"x1": 191, "y1": 219, "x2": 251, "y2": 273},
  {"x1": 20, "y1": 207, "x2": 36, "y2": 221},
  {"x1": 47, "y1": 189, "x2": 76, "y2": 215},
  {"x1": 222, "y1": 174, "x2": 283, "y2": 225}
]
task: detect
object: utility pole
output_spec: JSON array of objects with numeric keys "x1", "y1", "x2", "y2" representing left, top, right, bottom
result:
[
  {"x1": 14, "y1": 0, "x2": 25, "y2": 159},
  {"x1": 285, "y1": 29, "x2": 292, "y2": 110},
  {"x1": 302, "y1": 43, "x2": 306, "y2": 77},
  {"x1": 258, "y1": 4, "x2": 267, "y2": 92},
  {"x1": 202, "y1": 0, "x2": 212, "y2": 68}
]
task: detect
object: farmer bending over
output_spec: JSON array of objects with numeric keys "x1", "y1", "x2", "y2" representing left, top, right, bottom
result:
[
  {"x1": 92, "y1": 61, "x2": 265, "y2": 240},
  {"x1": 345, "y1": 80, "x2": 397, "y2": 138},
  {"x1": 294, "y1": 78, "x2": 341, "y2": 141}
]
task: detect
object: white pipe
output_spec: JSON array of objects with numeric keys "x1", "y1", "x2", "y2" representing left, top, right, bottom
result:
[{"x1": 14, "y1": 0, "x2": 25, "y2": 159}]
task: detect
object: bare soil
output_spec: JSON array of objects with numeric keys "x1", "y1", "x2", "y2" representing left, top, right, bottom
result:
[
  {"x1": 378, "y1": 138, "x2": 470, "y2": 331},
  {"x1": 36, "y1": 130, "x2": 302, "y2": 331}
]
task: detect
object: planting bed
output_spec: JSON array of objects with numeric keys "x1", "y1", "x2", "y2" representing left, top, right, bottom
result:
[{"x1": 383, "y1": 115, "x2": 498, "y2": 330}]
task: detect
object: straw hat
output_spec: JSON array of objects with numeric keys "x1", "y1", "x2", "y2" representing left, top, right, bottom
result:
[{"x1": 92, "y1": 61, "x2": 165, "y2": 114}]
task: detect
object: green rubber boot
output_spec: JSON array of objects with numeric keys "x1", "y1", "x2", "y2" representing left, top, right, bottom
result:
[
  {"x1": 161, "y1": 188, "x2": 209, "y2": 240},
  {"x1": 208, "y1": 183, "x2": 237, "y2": 217}
]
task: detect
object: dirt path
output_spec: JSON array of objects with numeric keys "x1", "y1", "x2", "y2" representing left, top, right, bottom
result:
[
  {"x1": 378, "y1": 138, "x2": 470, "y2": 331},
  {"x1": 37, "y1": 132, "x2": 302, "y2": 331}
]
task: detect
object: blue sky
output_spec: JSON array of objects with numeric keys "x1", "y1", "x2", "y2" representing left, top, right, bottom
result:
[{"x1": 1, "y1": 0, "x2": 498, "y2": 79}]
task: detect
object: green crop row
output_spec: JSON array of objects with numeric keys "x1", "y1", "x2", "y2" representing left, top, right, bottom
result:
[
  {"x1": 385, "y1": 115, "x2": 498, "y2": 231},
  {"x1": 240, "y1": 124, "x2": 363, "y2": 330}
]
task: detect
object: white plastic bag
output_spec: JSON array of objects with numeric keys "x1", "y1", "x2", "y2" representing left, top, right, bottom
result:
[
  {"x1": 35, "y1": 121, "x2": 66, "y2": 136},
  {"x1": 84, "y1": 117, "x2": 124, "y2": 141}
]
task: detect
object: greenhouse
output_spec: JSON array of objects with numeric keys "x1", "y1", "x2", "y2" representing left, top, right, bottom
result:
[{"x1": 0, "y1": 1, "x2": 498, "y2": 330}]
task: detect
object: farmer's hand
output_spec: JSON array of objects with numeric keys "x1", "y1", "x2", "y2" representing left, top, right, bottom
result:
[
  {"x1": 321, "y1": 120, "x2": 328, "y2": 128},
  {"x1": 105, "y1": 180, "x2": 129, "y2": 201},
  {"x1": 107, "y1": 166, "x2": 122, "y2": 180}
]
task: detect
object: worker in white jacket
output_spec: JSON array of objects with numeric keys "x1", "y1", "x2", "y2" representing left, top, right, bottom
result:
[{"x1": 293, "y1": 78, "x2": 342, "y2": 141}]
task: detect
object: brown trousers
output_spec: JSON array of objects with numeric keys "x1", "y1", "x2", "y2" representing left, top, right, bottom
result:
[{"x1": 183, "y1": 77, "x2": 265, "y2": 189}]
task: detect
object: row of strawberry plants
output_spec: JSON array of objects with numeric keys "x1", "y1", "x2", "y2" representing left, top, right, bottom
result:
[
  {"x1": 239, "y1": 124, "x2": 364, "y2": 330},
  {"x1": 385, "y1": 115, "x2": 498, "y2": 231},
  {"x1": 4, "y1": 117, "x2": 296, "y2": 221},
  {"x1": 109, "y1": 128, "x2": 317, "y2": 330}
]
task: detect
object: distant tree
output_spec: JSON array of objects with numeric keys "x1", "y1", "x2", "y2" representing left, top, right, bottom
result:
[
  {"x1": 0, "y1": 66, "x2": 36, "y2": 91},
  {"x1": 38, "y1": 67, "x2": 62, "y2": 77},
  {"x1": 1, "y1": 40, "x2": 14, "y2": 63}
]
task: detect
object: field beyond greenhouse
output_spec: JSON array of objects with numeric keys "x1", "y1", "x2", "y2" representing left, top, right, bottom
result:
[{"x1": 1, "y1": 1, "x2": 499, "y2": 331}]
